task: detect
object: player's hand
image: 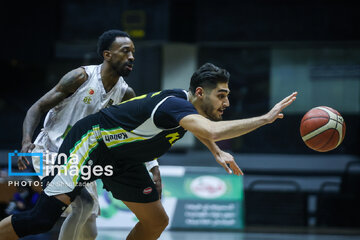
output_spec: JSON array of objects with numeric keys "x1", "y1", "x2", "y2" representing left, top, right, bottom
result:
[
  {"x1": 18, "y1": 141, "x2": 35, "y2": 170},
  {"x1": 215, "y1": 150, "x2": 243, "y2": 176},
  {"x1": 266, "y1": 91, "x2": 297, "y2": 124},
  {"x1": 150, "y1": 166, "x2": 163, "y2": 199}
]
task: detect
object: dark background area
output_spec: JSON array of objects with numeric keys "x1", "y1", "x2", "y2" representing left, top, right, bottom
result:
[{"x1": 1, "y1": 0, "x2": 359, "y2": 153}]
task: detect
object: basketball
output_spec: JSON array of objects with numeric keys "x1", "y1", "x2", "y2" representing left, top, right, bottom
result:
[{"x1": 300, "y1": 106, "x2": 346, "y2": 152}]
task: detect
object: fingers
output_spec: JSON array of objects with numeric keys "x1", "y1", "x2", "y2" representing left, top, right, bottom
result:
[
  {"x1": 18, "y1": 160, "x2": 24, "y2": 170},
  {"x1": 17, "y1": 157, "x2": 28, "y2": 170},
  {"x1": 221, "y1": 162, "x2": 232, "y2": 174},
  {"x1": 281, "y1": 92, "x2": 297, "y2": 104},
  {"x1": 282, "y1": 96, "x2": 297, "y2": 109},
  {"x1": 275, "y1": 92, "x2": 297, "y2": 118},
  {"x1": 29, "y1": 143, "x2": 36, "y2": 152},
  {"x1": 155, "y1": 183, "x2": 162, "y2": 199},
  {"x1": 229, "y1": 161, "x2": 243, "y2": 176}
]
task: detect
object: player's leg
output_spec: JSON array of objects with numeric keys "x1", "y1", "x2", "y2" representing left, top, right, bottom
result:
[
  {"x1": 0, "y1": 216, "x2": 19, "y2": 240},
  {"x1": 79, "y1": 182, "x2": 99, "y2": 240},
  {"x1": 80, "y1": 213, "x2": 98, "y2": 240},
  {"x1": 123, "y1": 199, "x2": 168, "y2": 240},
  {"x1": 0, "y1": 192, "x2": 69, "y2": 240},
  {"x1": 101, "y1": 162, "x2": 167, "y2": 240},
  {"x1": 52, "y1": 115, "x2": 102, "y2": 240},
  {"x1": 58, "y1": 187, "x2": 95, "y2": 240}
]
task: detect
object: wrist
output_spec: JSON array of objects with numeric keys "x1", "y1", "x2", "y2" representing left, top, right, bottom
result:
[
  {"x1": 150, "y1": 165, "x2": 160, "y2": 173},
  {"x1": 260, "y1": 114, "x2": 271, "y2": 125},
  {"x1": 145, "y1": 159, "x2": 159, "y2": 172},
  {"x1": 22, "y1": 136, "x2": 32, "y2": 145}
]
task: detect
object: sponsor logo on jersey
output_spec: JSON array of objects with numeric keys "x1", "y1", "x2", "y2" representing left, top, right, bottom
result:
[
  {"x1": 105, "y1": 99, "x2": 114, "y2": 108},
  {"x1": 104, "y1": 132, "x2": 129, "y2": 142},
  {"x1": 89, "y1": 88, "x2": 95, "y2": 95},
  {"x1": 143, "y1": 187, "x2": 153, "y2": 195},
  {"x1": 83, "y1": 96, "x2": 92, "y2": 104}
]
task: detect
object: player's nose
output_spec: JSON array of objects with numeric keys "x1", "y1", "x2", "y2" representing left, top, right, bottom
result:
[
  {"x1": 223, "y1": 97, "x2": 230, "y2": 107},
  {"x1": 128, "y1": 52, "x2": 135, "y2": 62}
]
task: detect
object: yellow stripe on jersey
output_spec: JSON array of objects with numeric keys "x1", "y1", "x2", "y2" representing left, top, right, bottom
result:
[
  {"x1": 59, "y1": 129, "x2": 99, "y2": 185},
  {"x1": 151, "y1": 91, "x2": 161, "y2": 97},
  {"x1": 101, "y1": 127, "x2": 147, "y2": 148},
  {"x1": 117, "y1": 91, "x2": 161, "y2": 105},
  {"x1": 118, "y1": 93, "x2": 147, "y2": 105},
  {"x1": 73, "y1": 140, "x2": 99, "y2": 184},
  {"x1": 60, "y1": 130, "x2": 93, "y2": 173}
]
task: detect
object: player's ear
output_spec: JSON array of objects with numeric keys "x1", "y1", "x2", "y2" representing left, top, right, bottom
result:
[
  {"x1": 103, "y1": 50, "x2": 111, "y2": 60},
  {"x1": 195, "y1": 87, "x2": 204, "y2": 98}
]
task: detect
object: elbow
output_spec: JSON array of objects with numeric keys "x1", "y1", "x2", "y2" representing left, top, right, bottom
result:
[
  {"x1": 202, "y1": 126, "x2": 219, "y2": 141},
  {"x1": 207, "y1": 123, "x2": 224, "y2": 141},
  {"x1": 210, "y1": 131, "x2": 222, "y2": 142},
  {"x1": 28, "y1": 103, "x2": 45, "y2": 116},
  {"x1": 192, "y1": 125, "x2": 216, "y2": 141}
]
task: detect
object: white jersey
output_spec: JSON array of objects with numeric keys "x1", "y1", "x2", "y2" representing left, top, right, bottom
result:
[
  {"x1": 34, "y1": 64, "x2": 128, "y2": 152},
  {"x1": 32, "y1": 64, "x2": 127, "y2": 216}
]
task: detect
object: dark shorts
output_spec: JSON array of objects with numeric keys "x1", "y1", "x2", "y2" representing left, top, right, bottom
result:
[
  {"x1": 44, "y1": 113, "x2": 159, "y2": 203},
  {"x1": 102, "y1": 162, "x2": 159, "y2": 203}
]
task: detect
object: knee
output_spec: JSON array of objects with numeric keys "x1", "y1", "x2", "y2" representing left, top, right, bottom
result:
[
  {"x1": 82, "y1": 214, "x2": 98, "y2": 240},
  {"x1": 86, "y1": 226, "x2": 98, "y2": 240},
  {"x1": 158, "y1": 213, "x2": 169, "y2": 230},
  {"x1": 72, "y1": 189, "x2": 94, "y2": 214},
  {"x1": 146, "y1": 212, "x2": 169, "y2": 233},
  {"x1": 162, "y1": 214, "x2": 169, "y2": 230}
]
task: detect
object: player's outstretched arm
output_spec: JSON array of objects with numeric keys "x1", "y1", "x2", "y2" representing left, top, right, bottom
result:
[
  {"x1": 180, "y1": 92, "x2": 297, "y2": 142},
  {"x1": 18, "y1": 68, "x2": 88, "y2": 170},
  {"x1": 196, "y1": 136, "x2": 243, "y2": 176}
]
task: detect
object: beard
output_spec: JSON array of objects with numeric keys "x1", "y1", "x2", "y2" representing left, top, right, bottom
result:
[
  {"x1": 202, "y1": 102, "x2": 222, "y2": 121},
  {"x1": 112, "y1": 62, "x2": 132, "y2": 77},
  {"x1": 119, "y1": 68, "x2": 131, "y2": 77}
]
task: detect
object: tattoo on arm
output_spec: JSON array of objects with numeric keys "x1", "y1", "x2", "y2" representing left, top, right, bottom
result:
[
  {"x1": 122, "y1": 87, "x2": 136, "y2": 101},
  {"x1": 22, "y1": 68, "x2": 88, "y2": 142}
]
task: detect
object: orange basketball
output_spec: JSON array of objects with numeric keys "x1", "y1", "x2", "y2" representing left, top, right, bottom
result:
[{"x1": 300, "y1": 106, "x2": 346, "y2": 152}]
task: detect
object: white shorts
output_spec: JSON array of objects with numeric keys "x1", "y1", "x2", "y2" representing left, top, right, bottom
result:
[{"x1": 32, "y1": 144, "x2": 100, "y2": 216}]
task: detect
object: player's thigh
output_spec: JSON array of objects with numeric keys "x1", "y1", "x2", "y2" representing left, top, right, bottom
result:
[
  {"x1": 101, "y1": 162, "x2": 159, "y2": 203},
  {"x1": 122, "y1": 200, "x2": 168, "y2": 223}
]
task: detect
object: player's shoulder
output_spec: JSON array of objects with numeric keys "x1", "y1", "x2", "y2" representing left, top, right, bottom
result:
[
  {"x1": 158, "y1": 89, "x2": 193, "y2": 109},
  {"x1": 81, "y1": 65, "x2": 99, "y2": 75},
  {"x1": 160, "y1": 89, "x2": 188, "y2": 100},
  {"x1": 57, "y1": 67, "x2": 89, "y2": 94},
  {"x1": 67, "y1": 67, "x2": 88, "y2": 82}
]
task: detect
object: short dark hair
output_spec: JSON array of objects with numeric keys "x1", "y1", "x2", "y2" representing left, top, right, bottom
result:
[
  {"x1": 97, "y1": 30, "x2": 131, "y2": 59},
  {"x1": 189, "y1": 63, "x2": 230, "y2": 94}
]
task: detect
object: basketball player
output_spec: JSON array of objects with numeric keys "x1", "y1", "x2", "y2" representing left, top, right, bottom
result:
[
  {"x1": 0, "y1": 63, "x2": 297, "y2": 240},
  {"x1": 15, "y1": 29, "x2": 162, "y2": 240}
]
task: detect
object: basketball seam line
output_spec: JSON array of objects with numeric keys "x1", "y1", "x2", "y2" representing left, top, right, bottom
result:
[
  {"x1": 316, "y1": 116, "x2": 338, "y2": 151},
  {"x1": 302, "y1": 116, "x2": 341, "y2": 124}
]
